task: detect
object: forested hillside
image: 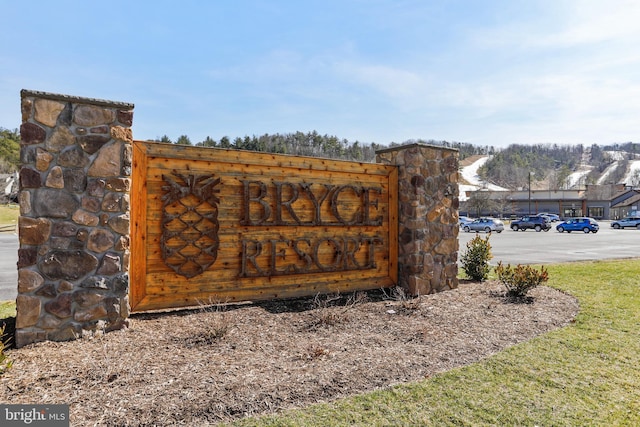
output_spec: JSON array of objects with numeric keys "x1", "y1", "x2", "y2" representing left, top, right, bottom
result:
[
  {"x1": 1, "y1": 123, "x2": 638, "y2": 190},
  {"x1": 477, "y1": 143, "x2": 640, "y2": 190},
  {"x1": 477, "y1": 144, "x2": 582, "y2": 189}
]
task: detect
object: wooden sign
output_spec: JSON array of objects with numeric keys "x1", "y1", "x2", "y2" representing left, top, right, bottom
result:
[{"x1": 130, "y1": 141, "x2": 397, "y2": 311}]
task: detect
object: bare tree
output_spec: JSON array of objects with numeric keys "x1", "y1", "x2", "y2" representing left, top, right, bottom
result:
[
  {"x1": 466, "y1": 191, "x2": 494, "y2": 217},
  {"x1": 492, "y1": 192, "x2": 514, "y2": 218}
]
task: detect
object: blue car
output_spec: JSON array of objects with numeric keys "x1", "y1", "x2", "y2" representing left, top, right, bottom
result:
[{"x1": 556, "y1": 217, "x2": 599, "y2": 234}]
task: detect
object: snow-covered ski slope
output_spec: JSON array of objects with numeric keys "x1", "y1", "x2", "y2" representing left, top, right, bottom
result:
[
  {"x1": 460, "y1": 153, "x2": 640, "y2": 192},
  {"x1": 460, "y1": 157, "x2": 508, "y2": 191}
]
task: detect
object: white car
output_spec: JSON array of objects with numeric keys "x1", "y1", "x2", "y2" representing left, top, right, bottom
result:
[
  {"x1": 459, "y1": 216, "x2": 473, "y2": 228},
  {"x1": 462, "y1": 217, "x2": 504, "y2": 233},
  {"x1": 611, "y1": 216, "x2": 640, "y2": 229}
]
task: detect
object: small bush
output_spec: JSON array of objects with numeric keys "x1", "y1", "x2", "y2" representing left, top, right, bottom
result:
[
  {"x1": 307, "y1": 292, "x2": 366, "y2": 329},
  {"x1": 192, "y1": 300, "x2": 232, "y2": 343},
  {"x1": 461, "y1": 234, "x2": 493, "y2": 281},
  {"x1": 495, "y1": 262, "x2": 549, "y2": 299},
  {"x1": 0, "y1": 325, "x2": 13, "y2": 375}
]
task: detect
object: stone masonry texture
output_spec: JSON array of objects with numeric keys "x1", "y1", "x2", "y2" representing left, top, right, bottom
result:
[
  {"x1": 376, "y1": 143, "x2": 459, "y2": 295},
  {"x1": 16, "y1": 90, "x2": 134, "y2": 347}
]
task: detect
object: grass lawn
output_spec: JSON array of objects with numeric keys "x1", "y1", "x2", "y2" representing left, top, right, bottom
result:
[
  {"x1": 227, "y1": 259, "x2": 640, "y2": 426},
  {"x1": 0, "y1": 204, "x2": 19, "y2": 231},
  {"x1": 0, "y1": 301, "x2": 15, "y2": 319}
]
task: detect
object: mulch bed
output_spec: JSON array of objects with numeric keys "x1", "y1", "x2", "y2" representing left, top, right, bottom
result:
[{"x1": 0, "y1": 281, "x2": 579, "y2": 426}]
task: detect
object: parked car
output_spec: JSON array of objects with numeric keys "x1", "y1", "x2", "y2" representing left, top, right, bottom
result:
[
  {"x1": 611, "y1": 216, "x2": 640, "y2": 229},
  {"x1": 462, "y1": 217, "x2": 504, "y2": 233},
  {"x1": 535, "y1": 213, "x2": 560, "y2": 222},
  {"x1": 556, "y1": 217, "x2": 599, "y2": 233},
  {"x1": 458, "y1": 216, "x2": 473, "y2": 228},
  {"x1": 510, "y1": 215, "x2": 551, "y2": 232}
]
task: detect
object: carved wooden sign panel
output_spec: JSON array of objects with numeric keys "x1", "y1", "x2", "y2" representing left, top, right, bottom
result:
[
  {"x1": 160, "y1": 173, "x2": 221, "y2": 278},
  {"x1": 131, "y1": 141, "x2": 397, "y2": 312}
]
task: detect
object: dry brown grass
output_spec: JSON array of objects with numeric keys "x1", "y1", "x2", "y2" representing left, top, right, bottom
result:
[{"x1": 0, "y1": 281, "x2": 578, "y2": 426}]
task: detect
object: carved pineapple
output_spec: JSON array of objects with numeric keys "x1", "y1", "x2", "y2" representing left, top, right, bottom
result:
[{"x1": 161, "y1": 173, "x2": 221, "y2": 278}]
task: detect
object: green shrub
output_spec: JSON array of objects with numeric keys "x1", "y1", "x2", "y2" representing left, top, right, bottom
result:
[
  {"x1": 460, "y1": 234, "x2": 493, "y2": 281},
  {"x1": 495, "y1": 262, "x2": 549, "y2": 299}
]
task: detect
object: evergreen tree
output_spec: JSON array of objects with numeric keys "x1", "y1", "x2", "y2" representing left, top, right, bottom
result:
[
  {"x1": 159, "y1": 135, "x2": 172, "y2": 144},
  {"x1": 175, "y1": 135, "x2": 192, "y2": 145},
  {"x1": 199, "y1": 136, "x2": 217, "y2": 147}
]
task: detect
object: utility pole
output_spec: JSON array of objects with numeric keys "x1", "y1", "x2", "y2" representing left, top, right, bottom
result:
[{"x1": 528, "y1": 172, "x2": 532, "y2": 215}]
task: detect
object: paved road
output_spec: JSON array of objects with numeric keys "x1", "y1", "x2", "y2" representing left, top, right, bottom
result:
[
  {"x1": 0, "y1": 233, "x2": 18, "y2": 301},
  {"x1": 0, "y1": 221, "x2": 638, "y2": 301},
  {"x1": 458, "y1": 220, "x2": 639, "y2": 266}
]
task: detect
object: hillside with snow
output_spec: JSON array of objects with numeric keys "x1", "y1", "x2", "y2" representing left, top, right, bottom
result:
[
  {"x1": 460, "y1": 156, "x2": 509, "y2": 191},
  {"x1": 460, "y1": 150, "x2": 640, "y2": 193}
]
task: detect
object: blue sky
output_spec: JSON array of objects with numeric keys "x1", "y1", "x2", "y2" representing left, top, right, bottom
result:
[{"x1": 2, "y1": 0, "x2": 639, "y2": 147}]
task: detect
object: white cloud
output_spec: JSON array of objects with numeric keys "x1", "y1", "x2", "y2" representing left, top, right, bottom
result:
[
  {"x1": 535, "y1": 0, "x2": 640, "y2": 48},
  {"x1": 472, "y1": 0, "x2": 640, "y2": 50}
]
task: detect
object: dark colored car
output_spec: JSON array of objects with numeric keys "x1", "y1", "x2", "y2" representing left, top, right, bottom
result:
[
  {"x1": 611, "y1": 216, "x2": 640, "y2": 229},
  {"x1": 510, "y1": 216, "x2": 551, "y2": 232},
  {"x1": 556, "y1": 217, "x2": 599, "y2": 233}
]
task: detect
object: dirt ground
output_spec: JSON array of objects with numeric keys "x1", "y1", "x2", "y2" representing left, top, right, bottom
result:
[{"x1": 0, "y1": 281, "x2": 579, "y2": 426}]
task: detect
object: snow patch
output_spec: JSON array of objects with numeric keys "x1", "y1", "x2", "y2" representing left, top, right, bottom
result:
[
  {"x1": 596, "y1": 161, "x2": 619, "y2": 185},
  {"x1": 605, "y1": 151, "x2": 626, "y2": 161},
  {"x1": 458, "y1": 151, "x2": 638, "y2": 197},
  {"x1": 458, "y1": 184, "x2": 480, "y2": 202},
  {"x1": 460, "y1": 156, "x2": 508, "y2": 191},
  {"x1": 624, "y1": 160, "x2": 640, "y2": 185},
  {"x1": 566, "y1": 170, "x2": 591, "y2": 188}
]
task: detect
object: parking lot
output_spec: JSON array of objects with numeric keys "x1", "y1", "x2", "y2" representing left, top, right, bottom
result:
[
  {"x1": 458, "y1": 220, "x2": 639, "y2": 266},
  {"x1": 0, "y1": 222, "x2": 638, "y2": 301}
]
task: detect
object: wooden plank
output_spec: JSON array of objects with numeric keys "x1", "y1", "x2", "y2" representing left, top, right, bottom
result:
[
  {"x1": 388, "y1": 167, "x2": 399, "y2": 283},
  {"x1": 130, "y1": 141, "x2": 149, "y2": 311},
  {"x1": 141, "y1": 268, "x2": 391, "y2": 297},
  {"x1": 138, "y1": 141, "x2": 394, "y2": 176},
  {"x1": 134, "y1": 275, "x2": 396, "y2": 312}
]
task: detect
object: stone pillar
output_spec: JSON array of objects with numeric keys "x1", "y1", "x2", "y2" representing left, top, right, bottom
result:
[
  {"x1": 16, "y1": 90, "x2": 134, "y2": 347},
  {"x1": 376, "y1": 143, "x2": 459, "y2": 295}
]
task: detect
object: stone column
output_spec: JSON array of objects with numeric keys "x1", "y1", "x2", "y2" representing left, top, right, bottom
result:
[
  {"x1": 376, "y1": 143, "x2": 459, "y2": 295},
  {"x1": 16, "y1": 90, "x2": 134, "y2": 347}
]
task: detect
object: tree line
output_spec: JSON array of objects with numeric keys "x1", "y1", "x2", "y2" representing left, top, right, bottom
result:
[
  {"x1": 150, "y1": 131, "x2": 383, "y2": 162},
  {"x1": 1, "y1": 124, "x2": 638, "y2": 190},
  {"x1": 150, "y1": 133, "x2": 493, "y2": 163},
  {"x1": 0, "y1": 123, "x2": 506, "y2": 174}
]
